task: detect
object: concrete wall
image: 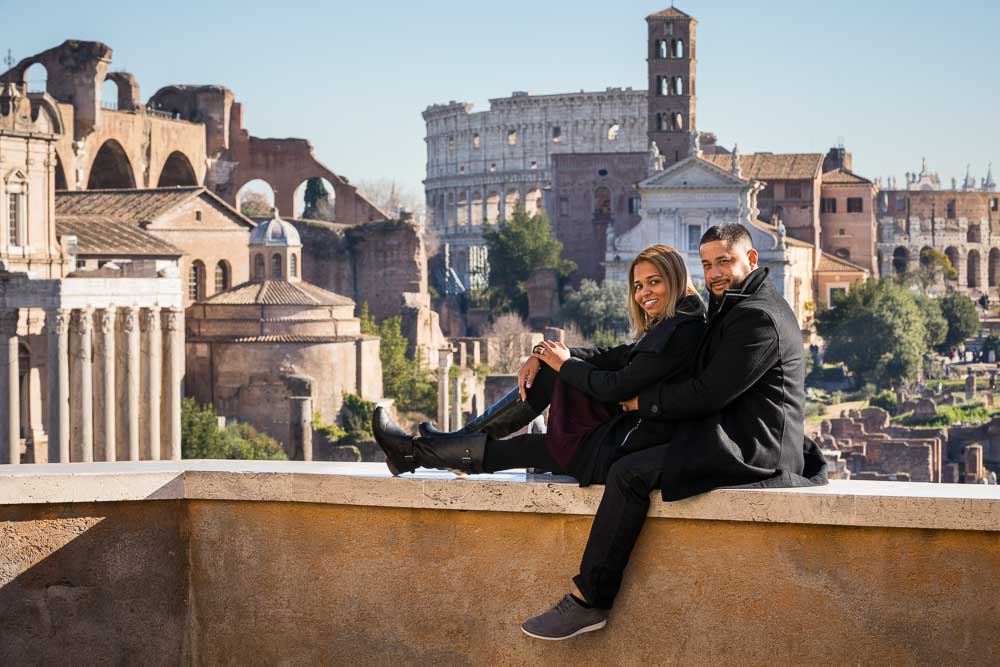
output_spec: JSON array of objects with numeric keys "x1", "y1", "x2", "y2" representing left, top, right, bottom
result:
[{"x1": 1, "y1": 462, "x2": 999, "y2": 665}]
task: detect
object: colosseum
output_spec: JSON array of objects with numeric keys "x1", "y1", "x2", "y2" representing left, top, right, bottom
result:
[{"x1": 423, "y1": 88, "x2": 647, "y2": 288}]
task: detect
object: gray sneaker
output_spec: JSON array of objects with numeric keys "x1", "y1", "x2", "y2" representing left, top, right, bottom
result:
[{"x1": 520, "y1": 594, "x2": 608, "y2": 640}]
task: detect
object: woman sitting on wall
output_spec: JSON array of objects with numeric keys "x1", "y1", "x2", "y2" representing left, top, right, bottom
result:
[{"x1": 372, "y1": 243, "x2": 706, "y2": 488}]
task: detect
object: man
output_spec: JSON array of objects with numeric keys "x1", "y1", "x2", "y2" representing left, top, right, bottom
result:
[{"x1": 521, "y1": 222, "x2": 828, "y2": 640}]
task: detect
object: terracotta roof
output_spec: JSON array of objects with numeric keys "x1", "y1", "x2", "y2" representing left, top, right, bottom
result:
[
  {"x1": 55, "y1": 187, "x2": 254, "y2": 227},
  {"x1": 704, "y1": 153, "x2": 823, "y2": 180},
  {"x1": 750, "y1": 219, "x2": 814, "y2": 248},
  {"x1": 647, "y1": 7, "x2": 693, "y2": 20},
  {"x1": 188, "y1": 335, "x2": 359, "y2": 344},
  {"x1": 817, "y1": 252, "x2": 869, "y2": 273},
  {"x1": 56, "y1": 216, "x2": 183, "y2": 256},
  {"x1": 201, "y1": 280, "x2": 355, "y2": 307},
  {"x1": 822, "y1": 168, "x2": 874, "y2": 186}
]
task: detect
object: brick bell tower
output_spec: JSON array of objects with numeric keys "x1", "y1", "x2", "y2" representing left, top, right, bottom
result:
[{"x1": 646, "y1": 7, "x2": 697, "y2": 168}]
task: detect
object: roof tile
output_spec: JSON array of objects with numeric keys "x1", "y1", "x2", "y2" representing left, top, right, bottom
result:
[{"x1": 705, "y1": 153, "x2": 823, "y2": 180}]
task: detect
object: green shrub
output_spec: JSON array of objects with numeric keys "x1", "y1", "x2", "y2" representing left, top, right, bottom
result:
[
  {"x1": 869, "y1": 390, "x2": 897, "y2": 414},
  {"x1": 182, "y1": 398, "x2": 287, "y2": 460},
  {"x1": 895, "y1": 403, "x2": 991, "y2": 427}
]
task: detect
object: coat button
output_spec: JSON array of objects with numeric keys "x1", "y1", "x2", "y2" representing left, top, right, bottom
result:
[{"x1": 651, "y1": 404, "x2": 660, "y2": 414}]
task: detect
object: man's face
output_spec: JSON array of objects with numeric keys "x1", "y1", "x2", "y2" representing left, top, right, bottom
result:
[{"x1": 700, "y1": 239, "x2": 758, "y2": 297}]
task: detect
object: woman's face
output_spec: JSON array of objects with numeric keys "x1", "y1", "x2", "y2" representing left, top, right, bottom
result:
[{"x1": 633, "y1": 259, "x2": 670, "y2": 319}]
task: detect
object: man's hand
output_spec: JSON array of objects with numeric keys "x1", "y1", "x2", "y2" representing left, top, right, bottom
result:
[
  {"x1": 619, "y1": 396, "x2": 639, "y2": 412},
  {"x1": 518, "y1": 356, "x2": 542, "y2": 401},
  {"x1": 532, "y1": 340, "x2": 571, "y2": 372}
]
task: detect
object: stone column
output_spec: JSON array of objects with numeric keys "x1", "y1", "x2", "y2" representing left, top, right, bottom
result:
[
  {"x1": 121, "y1": 306, "x2": 141, "y2": 461},
  {"x1": 452, "y1": 374, "x2": 462, "y2": 430},
  {"x1": 289, "y1": 395, "x2": 313, "y2": 461},
  {"x1": 46, "y1": 309, "x2": 70, "y2": 463},
  {"x1": 96, "y1": 309, "x2": 116, "y2": 461},
  {"x1": 437, "y1": 347, "x2": 452, "y2": 431},
  {"x1": 142, "y1": 308, "x2": 162, "y2": 460},
  {"x1": 1, "y1": 309, "x2": 20, "y2": 464},
  {"x1": 163, "y1": 308, "x2": 184, "y2": 460},
  {"x1": 72, "y1": 309, "x2": 94, "y2": 462}
]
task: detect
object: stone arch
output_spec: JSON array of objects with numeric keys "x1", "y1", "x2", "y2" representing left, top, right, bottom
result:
[
  {"x1": 457, "y1": 191, "x2": 468, "y2": 226},
  {"x1": 967, "y1": 223, "x2": 981, "y2": 244},
  {"x1": 292, "y1": 177, "x2": 337, "y2": 220},
  {"x1": 236, "y1": 179, "x2": 276, "y2": 218},
  {"x1": 215, "y1": 260, "x2": 231, "y2": 293},
  {"x1": 919, "y1": 246, "x2": 934, "y2": 267},
  {"x1": 989, "y1": 249, "x2": 1000, "y2": 288},
  {"x1": 892, "y1": 246, "x2": 909, "y2": 275},
  {"x1": 504, "y1": 190, "x2": 520, "y2": 220},
  {"x1": 486, "y1": 191, "x2": 500, "y2": 224},
  {"x1": 102, "y1": 72, "x2": 140, "y2": 111},
  {"x1": 87, "y1": 139, "x2": 136, "y2": 189},
  {"x1": 944, "y1": 246, "x2": 960, "y2": 275},
  {"x1": 22, "y1": 62, "x2": 47, "y2": 93},
  {"x1": 189, "y1": 260, "x2": 206, "y2": 302},
  {"x1": 968, "y1": 249, "x2": 981, "y2": 288},
  {"x1": 470, "y1": 191, "x2": 483, "y2": 226},
  {"x1": 157, "y1": 151, "x2": 198, "y2": 187},
  {"x1": 525, "y1": 188, "x2": 543, "y2": 216},
  {"x1": 54, "y1": 153, "x2": 67, "y2": 190},
  {"x1": 674, "y1": 39, "x2": 685, "y2": 59}
]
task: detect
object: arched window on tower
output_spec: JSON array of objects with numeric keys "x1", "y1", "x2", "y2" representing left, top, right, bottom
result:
[
  {"x1": 215, "y1": 261, "x2": 230, "y2": 293},
  {"x1": 659, "y1": 76, "x2": 669, "y2": 96},
  {"x1": 671, "y1": 113, "x2": 684, "y2": 131},
  {"x1": 674, "y1": 39, "x2": 684, "y2": 58},
  {"x1": 290, "y1": 253, "x2": 298, "y2": 278},
  {"x1": 674, "y1": 76, "x2": 683, "y2": 95},
  {"x1": 254, "y1": 253, "x2": 266, "y2": 280},
  {"x1": 657, "y1": 113, "x2": 668, "y2": 132},
  {"x1": 658, "y1": 40, "x2": 668, "y2": 59},
  {"x1": 272, "y1": 254, "x2": 283, "y2": 279}
]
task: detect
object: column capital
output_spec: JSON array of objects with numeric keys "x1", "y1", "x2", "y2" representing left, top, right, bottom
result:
[
  {"x1": 120, "y1": 306, "x2": 140, "y2": 333},
  {"x1": 0, "y1": 309, "x2": 19, "y2": 335},
  {"x1": 140, "y1": 307, "x2": 161, "y2": 332},
  {"x1": 162, "y1": 308, "x2": 183, "y2": 332},
  {"x1": 72, "y1": 308, "x2": 93, "y2": 336},
  {"x1": 46, "y1": 309, "x2": 71, "y2": 335},
  {"x1": 97, "y1": 308, "x2": 116, "y2": 335}
]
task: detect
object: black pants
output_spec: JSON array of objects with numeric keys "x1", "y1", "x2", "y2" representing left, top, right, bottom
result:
[{"x1": 483, "y1": 426, "x2": 664, "y2": 611}]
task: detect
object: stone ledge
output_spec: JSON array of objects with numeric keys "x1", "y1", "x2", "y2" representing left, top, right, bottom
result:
[{"x1": 1, "y1": 460, "x2": 999, "y2": 532}]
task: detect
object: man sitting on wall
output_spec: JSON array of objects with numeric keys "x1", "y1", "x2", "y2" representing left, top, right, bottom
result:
[{"x1": 521, "y1": 222, "x2": 828, "y2": 640}]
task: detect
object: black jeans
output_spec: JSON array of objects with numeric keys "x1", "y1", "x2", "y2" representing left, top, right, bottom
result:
[{"x1": 572, "y1": 444, "x2": 666, "y2": 609}]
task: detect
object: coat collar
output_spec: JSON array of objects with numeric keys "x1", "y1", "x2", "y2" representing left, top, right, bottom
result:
[{"x1": 707, "y1": 267, "x2": 769, "y2": 320}]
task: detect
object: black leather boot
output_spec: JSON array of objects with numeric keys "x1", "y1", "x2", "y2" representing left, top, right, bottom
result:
[
  {"x1": 373, "y1": 407, "x2": 487, "y2": 476},
  {"x1": 418, "y1": 386, "x2": 543, "y2": 440}
]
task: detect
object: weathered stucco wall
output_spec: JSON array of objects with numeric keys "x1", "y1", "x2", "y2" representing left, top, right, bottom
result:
[
  {"x1": 0, "y1": 501, "x2": 189, "y2": 665},
  {"x1": 1, "y1": 463, "x2": 999, "y2": 665}
]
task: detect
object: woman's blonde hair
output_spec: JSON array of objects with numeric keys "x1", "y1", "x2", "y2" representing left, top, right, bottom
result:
[{"x1": 626, "y1": 244, "x2": 701, "y2": 338}]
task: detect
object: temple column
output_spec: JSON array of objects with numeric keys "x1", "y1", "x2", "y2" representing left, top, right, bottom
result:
[
  {"x1": 142, "y1": 308, "x2": 162, "y2": 460},
  {"x1": 71, "y1": 309, "x2": 94, "y2": 462},
  {"x1": 163, "y1": 308, "x2": 184, "y2": 460},
  {"x1": 46, "y1": 309, "x2": 70, "y2": 463},
  {"x1": 452, "y1": 374, "x2": 462, "y2": 430},
  {"x1": 96, "y1": 308, "x2": 116, "y2": 461},
  {"x1": 1, "y1": 309, "x2": 20, "y2": 464},
  {"x1": 121, "y1": 306, "x2": 140, "y2": 460},
  {"x1": 437, "y1": 347, "x2": 452, "y2": 431}
]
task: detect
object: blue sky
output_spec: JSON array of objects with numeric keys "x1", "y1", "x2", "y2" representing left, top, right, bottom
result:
[{"x1": 6, "y1": 0, "x2": 999, "y2": 195}]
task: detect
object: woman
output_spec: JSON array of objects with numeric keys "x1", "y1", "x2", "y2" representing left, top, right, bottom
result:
[{"x1": 372, "y1": 244, "x2": 706, "y2": 482}]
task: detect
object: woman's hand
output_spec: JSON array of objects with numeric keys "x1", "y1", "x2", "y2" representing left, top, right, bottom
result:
[
  {"x1": 517, "y1": 356, "x2": 541, "y2": 401},
  {"x1": 532, "y1": 340, "x2": 571, "y2": 372}
]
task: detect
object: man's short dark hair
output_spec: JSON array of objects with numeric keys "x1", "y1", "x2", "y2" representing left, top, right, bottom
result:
[{"x1": 700, "y1": 223, "x2": 754, "y2": 250}]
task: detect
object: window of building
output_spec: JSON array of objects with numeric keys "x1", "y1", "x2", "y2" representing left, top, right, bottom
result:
[
  {"x1": 658, "y1": 40, "x2": 668, "y2": 59},
  {"x1": 195, "y1": 210, "x2": 202, "y2": 222},
  {"x1": 784, "y1": 182, "x2": 802, "y2": 199},
  {"x1": 558, "y1": 197, "x2": 569, "y2": 217},
  {"x1": 674, "y1": 39, "x2": 684, "y2": 58},
  {"x1": 594, "y1": 188, "x2": 612, "y2": 220},
  {"x1": 530, "y1": 161, "x2": 538, "y2": 170},
  {"x1": 272, "y1": 254, "x2": 283, "y2": 279},
  {"x1": 838, "y1": 228, "x2": 846, "y2": 236},
  {"x1": 290, "y1": 253, "x2": 298, "y2": 278},
  {"x1": 673, "y1": 77, "x2": 683, "y2": 96},
  {"x1": 188, "y1": 261, "x2": 205, "y2": 301},
  {"x1": 992, "y1": 197, "x2": 999, "y2": 212},
  {"x1": 214, "y1": 261, "x2": 230, "y2": 292},
  {"x1": 687, "y1": 224, "x2": 701, "y2": 251},
  {"x1": 947, "y1": 199, "x2": 956, "y2": 219},
  {"x1": 628, "y1": 196, "x2": 641, "y2": 215},
  {"x1": 7, "y1": 194, "x2": 21, "y2": 246},
  {"x1": 489, "y1": 163, "x2": 497, "y2": 173},
  {"x1": 847, "y1": 197, "x2": 863, "y2": 213},
  {"x1": 253, "y1": 253, "x2": 265, "y2": 280},
  {"x1": 507, "y1": 129, "x2": 517, "y2": 145},
  {"x1": 607, "y1": 124, "x2": 620, "y2": 142},
  {"x1": 671, "y1": 112, "x2": 683, "y2": 130},
  {"x1": 659, "y1": 76, "x2": 670, "y2": 96},
  {"x1": 472, "y1": 133, "x2": 480, "y2": 149},
  {"x1": 820, "y1": 197, "x2": 836, "y2": 213},
  {"x1": 895, "y1": 197, "x2": 907, "y2": 213},
  {"x1": 448, "y1": 136, "x2": 455, "y2": 152},
  {"x1": 459, "y1": 166, "x2": 465, "y2": 173},
  {"x1": 598, "y1": 169, "x2": 608, "y2": 177},
  {"x1": 657, "y1": 113, "x2": 668, "y2": 132},
  {"x1": 552, "y1": 126, "x2": 562, "y2": 143}
]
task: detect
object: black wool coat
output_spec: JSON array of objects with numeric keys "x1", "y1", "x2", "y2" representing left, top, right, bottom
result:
[
  {"x1": 556, "y1": 294, "x2": 707, "y2": 485},
  {"x1": 637, "y1": 268, "x2": 828, "y2": 501}
]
